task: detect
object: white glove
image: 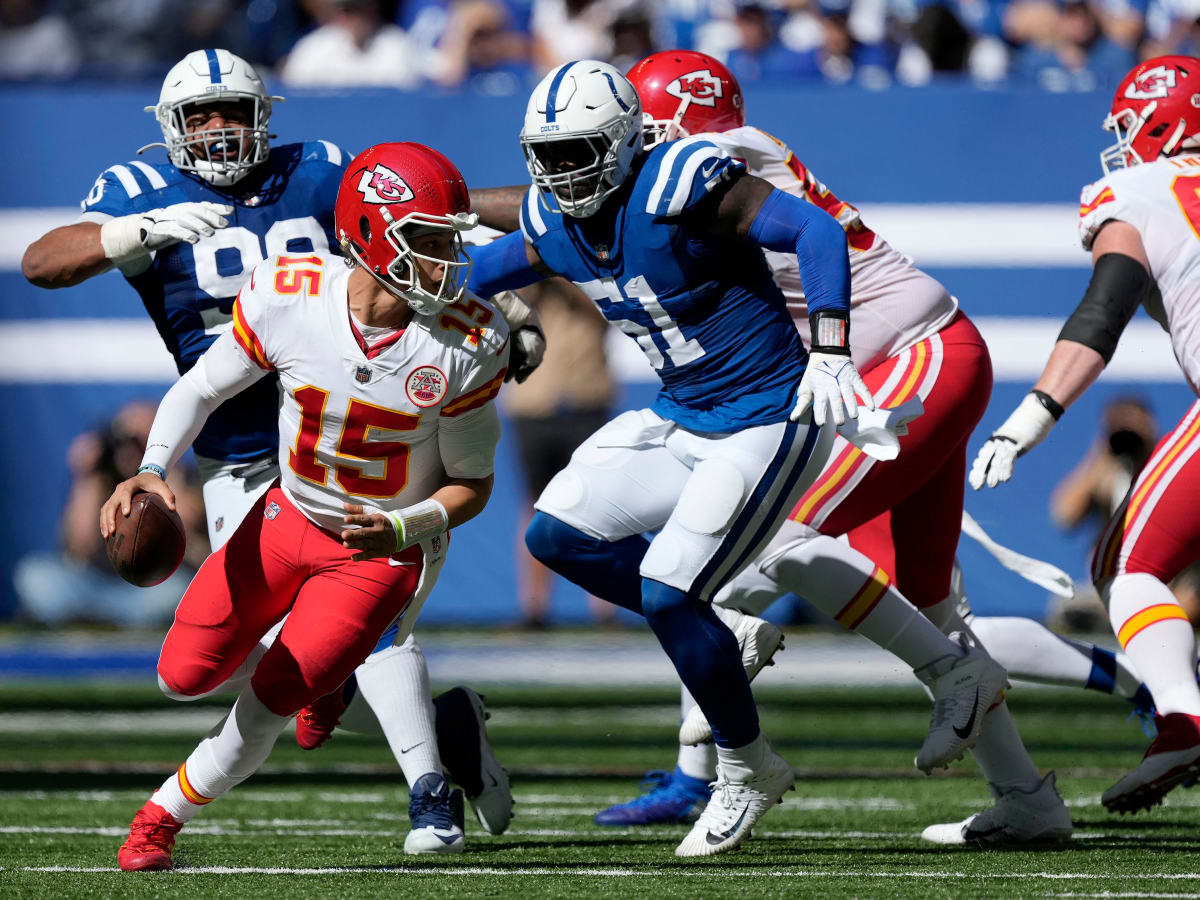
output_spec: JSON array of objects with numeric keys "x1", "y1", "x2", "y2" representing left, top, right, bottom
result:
[
  {"x1": 968, "y1": 393, "x2": 1058, "y2": 489},
  {"x1": 100, "y1": 202, "x2": 233, "y2": 265},
  {"x1": 791, "y1": 351, "x2": 875, "y2": 426},
  {"x1": 507, "y1": 325, "x2": 546, "y2": 383}
]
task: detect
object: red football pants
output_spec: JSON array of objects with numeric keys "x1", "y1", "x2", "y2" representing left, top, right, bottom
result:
[
  {"x1": 1092, "y1": 399, "x2": 1200, "y2": 586},
  {"x1": 789, "y1": 312, "x2": 992, "y2": 608},
  {"x1": 157, "y1": 485, "x2": 423, "y2": 716}
]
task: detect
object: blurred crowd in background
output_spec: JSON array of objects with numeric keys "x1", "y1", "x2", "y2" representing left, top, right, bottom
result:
[{"x1": 2, "y1": 0, "x2": 1198, "y2": 90}]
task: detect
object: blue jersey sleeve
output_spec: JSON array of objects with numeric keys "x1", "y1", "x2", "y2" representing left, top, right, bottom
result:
[
  {"x1": 643, "y1": 137, "x2": 744, "y2": 218},
  {"x1": 467, "y1": 230, "x2": 544, "y2": 297},
  {"x1": 78, "y1": 161, "x2": 171, "y2": 219},
  {"x1": 748, "y1": 188, "x2": 850, "y2": 315},
  {"x1": 299, "y1": 140, "x2": 349, "y2": 246}
]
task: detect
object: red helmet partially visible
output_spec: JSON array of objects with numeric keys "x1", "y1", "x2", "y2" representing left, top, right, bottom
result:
[
  {"x1": 1101, "y1": 55, "x2": 1200, "y2": 174},
  {"x1": 335, "y1": 142, "x2": 477, "y2": 316},
  {"x1": 627, "y1": 50, "x2": 745, "y2": 149}
]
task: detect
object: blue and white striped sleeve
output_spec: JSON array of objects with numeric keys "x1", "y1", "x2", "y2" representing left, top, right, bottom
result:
[
  {"x1": 518, "y1": 185, "x2": 549, "y2": 245},
  {"x1": 644, "y1": 137, "x2": 744, "y2": 218},
  {"x1": 303, "y1": 139, "x2": 348, "y2": 170},
  {"x1": 77, "y1": 161, "x2": 169, "y2": 223}
]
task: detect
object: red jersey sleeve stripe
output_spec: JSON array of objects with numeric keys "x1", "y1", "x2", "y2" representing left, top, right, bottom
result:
[
  {"x1": 232, "y1": 299, "x2": 272, "y2": 370},
  {"x1": 440, "y1": 369, "x2": 507, "y2": 417}
]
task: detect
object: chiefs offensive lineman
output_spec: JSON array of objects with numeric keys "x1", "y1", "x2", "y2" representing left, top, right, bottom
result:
[
  {"x1": 973, "y1": 55, "x2": 1200, "y2": 814},
  {"x1": 100, "y1": 142, "x2": 509, "y2": 870}
]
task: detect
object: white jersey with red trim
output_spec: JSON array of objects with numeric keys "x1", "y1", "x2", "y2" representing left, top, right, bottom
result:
[
  {"x1": 704, "y1": 126, "x2": 959, "y2": 373},
  {"x1": 1079, "y1": 154, "x2": 1200, "y2": 395},
  {"x1": 231, "y1": 252, "x2": 509, "y2": 532}
]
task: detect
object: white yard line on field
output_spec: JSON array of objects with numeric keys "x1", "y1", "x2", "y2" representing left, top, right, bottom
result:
[{"x1": 19, "y1": 866, "x2": 1200, "y2": 880}]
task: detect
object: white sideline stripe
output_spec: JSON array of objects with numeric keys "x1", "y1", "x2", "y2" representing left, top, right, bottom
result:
[
  {"x1": 21, "y1": 865, "x2": 1200, "y2": 879},
  {"x1": 605, "y1": 317, "x2": 1179, "y2": 384},
  {"x1": 0, "y1": 204, "x2": 1087, "y2": 273},
  {"x1": 0, "y1": 316, "x2": 1179, "y2": 384}
]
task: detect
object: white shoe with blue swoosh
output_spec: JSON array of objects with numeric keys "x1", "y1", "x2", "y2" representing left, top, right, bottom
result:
[{"x1": 674, "y1": 750, "x2": 793, "y2": 857}]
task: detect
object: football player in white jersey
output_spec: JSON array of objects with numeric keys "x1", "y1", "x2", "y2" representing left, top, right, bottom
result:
[
  {"x1": 973, "y1": 55, "x2": 1200, "y2": 813},
  {"x1": 98, "y1": 142, "x2": 510, "y2": 871},
  {"x1": 22, "y1": 50, "x2": 516, "y2": 851},
  {"x1": 584, "y1": 50, "x2": 1070, "y2": 845}
]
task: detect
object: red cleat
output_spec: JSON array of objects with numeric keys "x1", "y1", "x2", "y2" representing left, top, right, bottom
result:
[
  {"x1": 118, "y1": 800, "x2": 183, "y2": 872},
  {"x1": 295, "y1": 684, "x2": 351, "y2": 750},
  {"x1": 1102, "y1": 713, "x2": 1200, "y2": 813}
]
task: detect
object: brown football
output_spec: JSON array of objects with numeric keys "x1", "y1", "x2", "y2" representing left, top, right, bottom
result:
[{"x1": 106, "y1": 492, "x2": 187, "y2": 587}]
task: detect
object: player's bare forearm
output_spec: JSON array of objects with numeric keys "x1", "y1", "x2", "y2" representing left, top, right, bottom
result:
[
  {"x1": 22, "y1": 222, "x2": 113, "y2": 288},
  {"x1": 432, "y1": 474, "x2": 495, "y2": 528},
  {"x1": 708, "y1": 172, "x2": 776, "y2": 239},
  {"x1": 1033, "y1": 340, "x2": 1106, "y2": 409},
  {"x1": 470, "y1": 185, "x2": 528, "y2": 233}
]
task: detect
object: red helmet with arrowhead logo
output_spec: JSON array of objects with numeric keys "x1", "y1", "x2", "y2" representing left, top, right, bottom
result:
[
  {"x1": 335, "y1": 142, "x2": 477, "y2": 316},
  {"x1": 627, "y1": 50, "x2": 745, "y2": 148},
  {"x1": 1101, "y1": 55, "x2": 1200, "y2": 173}
]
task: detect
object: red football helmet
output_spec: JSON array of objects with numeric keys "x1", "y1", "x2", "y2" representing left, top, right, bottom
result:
[
  {"x1": 335, "y1": 142, "x2": 477, "y2": 316},
  {"x1": 627, "y1": 50, "x2": 745, "y2": 148},
  {"x1": 1101, "y1": 55, "x2": 1200, "y2": 174}
]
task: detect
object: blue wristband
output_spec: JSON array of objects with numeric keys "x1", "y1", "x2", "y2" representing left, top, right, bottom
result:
[{"x1": 138, "y1": 463, "x2": 166, "y2": 480}]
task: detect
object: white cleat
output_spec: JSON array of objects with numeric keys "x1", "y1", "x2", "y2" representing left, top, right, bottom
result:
[
  {"x1": 914, "y1": 633, "x2": 1008, "y2": 774},
  {"x1": 674, "y1": 750, "x2": 794, "y2": 857},
  {"x1": 403, "y1": 773, "x2": 466, "y2": 855},
  {"x1": 679, "y1": 609, "x2": 784, "y2": 746},
  {"x1": 920, "y1": 772, "x2": 1073, "y2": 846}
]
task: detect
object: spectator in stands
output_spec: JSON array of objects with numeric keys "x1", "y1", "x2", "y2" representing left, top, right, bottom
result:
[
  {"x1": 725, "y1": 1, "x2": 824, "y2": 81},
  {"x1": 0, "y1": 0, "x2": 80, "y2": 79},
  {"x1": 501, "y1": 281, "x2": 617, "y2": 629},
  {"x1": 1142, "y1": 0, "x2": 1200, "y2": 56},
  {"x1": 281, "y1": 0, "x2": 422, "y2": 86},
  {"x1": 1010, "y1": 0, "x2": 1136, "y2": 89},
  {"x1": 428, "y1": 0, "x2": 533, "y2": 92},
  {"x1": 13, "y1": 402, "x2": 207, "y2": 628},
  {"x1": 529, "y1": 0, "x2": 645, "y2": 73},
  {"x1": 62, "y1": 0, "x2": 181, "y2": 77},
  {"x1": 1050, "y1": 395, "x2": 1200, "y2": 626}
]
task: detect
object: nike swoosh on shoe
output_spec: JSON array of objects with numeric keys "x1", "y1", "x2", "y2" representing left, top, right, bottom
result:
[
  {"x1": 706, "y1": 804, "x2": 749, "y2": 845},
  {"x1": 953, "y1": 688, "x2": 981, "y2": 739}
]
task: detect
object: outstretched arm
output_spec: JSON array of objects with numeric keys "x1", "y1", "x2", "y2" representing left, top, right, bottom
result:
[
  {"x1": 467, "y1": 229, "x2": 554, "y2": 297},
  {"x1": 971, "y1": 220, "x2": 1152, "y2": 489},
  {"x1": 99, "y1": 332, "x2": 268, "y2": 537},
  {"x1": 470, "y1": 185, "x2": 529, "y2": 233}
]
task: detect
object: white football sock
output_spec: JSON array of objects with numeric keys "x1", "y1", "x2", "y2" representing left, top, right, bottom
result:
[
  {"x1": 151, "y1": 689, "x2": 289, "y2": 822},
  {"x1": 1106, "y1": 572, "x2": 1200, "y2": 716},
  {"x1": 760, "y1": 526, "x2": 960, "y2": 669},
  {"x1": 677, "y1": 686, "x2": 717, "y2": 781},
  {"x1": 716, "y1": 732, "x2": 770, "y2": 782},
  {"x1": 347, "y1": 635, "x2": 443, "y2": 786},
  {"x1": 970, "y1": 616, "x2": 1145, "y2": 700}
]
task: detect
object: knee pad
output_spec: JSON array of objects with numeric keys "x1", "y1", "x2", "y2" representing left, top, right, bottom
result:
[
  {"x1": 757, "y1": 519, "x2": 821, "y2": 576},
  {"x1": 536, "y1": 468, "x2": 587, "y2": 519}
]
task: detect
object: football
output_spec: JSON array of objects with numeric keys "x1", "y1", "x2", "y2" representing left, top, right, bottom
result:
[{"x1": 105, "y1": 491, "x2": 186, "y2": 587}]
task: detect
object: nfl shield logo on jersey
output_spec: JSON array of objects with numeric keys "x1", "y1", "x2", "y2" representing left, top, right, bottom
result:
[
  {"x1": 405, "y1": 365, "x2": 448, "y2": 407},
  {"x1": 264, "y1": 501, "x2": 281, "y2": 520},
  {"x1": 356, "y1": 365, "x2": 372, "y2": 384},
  {"x1": 357, "y1": 163, "x2": 415, "y2": 205}
]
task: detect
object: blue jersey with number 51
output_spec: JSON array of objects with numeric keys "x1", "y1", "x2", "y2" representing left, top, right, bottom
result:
[
  {"x1": 79, "y1": 141, "x2": 346, "y2": 461},
  {"x1": 517, "y1": 136, "x2": 808, "y2": 433}
]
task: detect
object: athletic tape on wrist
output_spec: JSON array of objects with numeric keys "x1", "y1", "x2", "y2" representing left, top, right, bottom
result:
[{"x1": 386, "y1": 499, "x2": 449, "y2": 552}]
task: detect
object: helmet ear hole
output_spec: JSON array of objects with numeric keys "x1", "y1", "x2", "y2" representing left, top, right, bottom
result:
[{"x1": 359, "y1": 215, "x2": 372, "y2": 244}]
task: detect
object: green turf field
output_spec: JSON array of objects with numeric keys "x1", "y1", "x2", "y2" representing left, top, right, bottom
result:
[{"x1": 1, "y1": 678, "x2": 1198, "y2": 898}]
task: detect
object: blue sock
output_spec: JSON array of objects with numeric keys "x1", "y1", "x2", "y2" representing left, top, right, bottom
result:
[
  {"x1": 1084, "y1": 646, "x2": 1119, "y2": 695},
  {"x1": 525, "y1": 512, "x2": 647, "y2": 614},
  {"x1": 641, "y1": 577, "x2": 759, "y2": 748}
]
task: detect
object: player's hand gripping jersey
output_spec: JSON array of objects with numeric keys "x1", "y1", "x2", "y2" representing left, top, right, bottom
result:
[
  {"x1": 517, "y1": 136, "x2": 810, "y2": 433},
  {"x1": 704, "y1": 126, "x2": 959, "y2": 371},
  {"x1": 79, "y1": 141, "x2": 346, "y2": 460},
  {"x1": 1079, "y1": 155, "x2": 1200, "y2": 395},
  {"x1": 141, "y1": 252, "x2": 509, "y2": 533}
]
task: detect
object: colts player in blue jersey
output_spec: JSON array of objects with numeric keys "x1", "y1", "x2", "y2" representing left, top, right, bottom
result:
[
  {"x1": 22, "y1": 49, "x2": 512, "y2": 853},
  {"x1": 468, "y1": 60, "x2": 876, "y2": 857}
]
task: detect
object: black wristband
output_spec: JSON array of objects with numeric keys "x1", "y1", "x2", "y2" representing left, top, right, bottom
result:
[
  {"x1": 1031, "y1": 389, "x2": 1065, "y2": 421},
  {"x1": 809, "y1": 309, "x2": 850, "y2": 355}
]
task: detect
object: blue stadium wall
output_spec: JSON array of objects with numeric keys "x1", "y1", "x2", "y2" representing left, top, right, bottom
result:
[{"x1": 2, "y1": 82, "x2": 1193, "y2": 624}]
